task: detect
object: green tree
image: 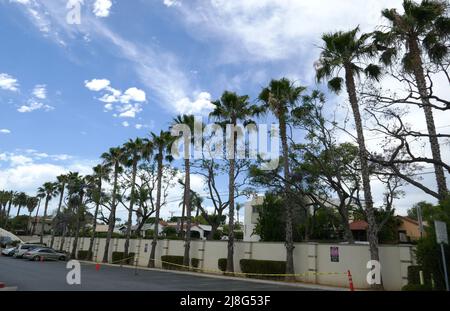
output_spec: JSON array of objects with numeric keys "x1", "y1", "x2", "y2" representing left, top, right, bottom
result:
[
  {"x1": 37, "y1": 182, "x2": 58, "y2": 244},
  {"x1": 148, "y1": 131, "x2": 174, "y2": 268},
  {"x1": 123, "y1": 137, "x2": 152, "y2": 258},
  {"x1": 101, "y1": 147, "x2": 126, "y2": 263},
  {"x1": 374, "y1": 0, "x2": 449, "y2": 200},
  {"x1": 254, "y1": 194, "x2": 285, "y2": 242},
  {"x1": 315, "y1": 27, "x2": 382, "y2": 277},
  {"x1": 210, "y1": 90, "x2": 261, "y2": 273},
  {"x1": 86, "y1": 164, "x2": 111, "y2": 260},
  {"x1": 50, "y1": 174, "x2": 68, "y2": 248},
  {"x1": 25, "y1": 196, "x2": 39, "y2": 234},
  {"x1": 258, "y1": 78, "x2": 305, "y2": 277}
]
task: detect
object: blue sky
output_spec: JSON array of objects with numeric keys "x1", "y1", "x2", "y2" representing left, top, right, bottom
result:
[{"x1": 1, "y1": 0, "x2": 448, "y2": 220}]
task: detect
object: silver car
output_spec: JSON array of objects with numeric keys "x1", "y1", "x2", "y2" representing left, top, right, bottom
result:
[
  {"x1": 23, "y1": 248, "x2": 67, "y2": 261},
  {"x1": 13, "y1": 244, "x2": 46, "y2": 258},
  {"x1": 1, "y1": 246, "x2": 17, "y2": 256}
]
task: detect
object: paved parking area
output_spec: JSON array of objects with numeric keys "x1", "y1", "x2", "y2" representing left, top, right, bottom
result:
[{"x1": 0, "y1": 256, "x2": 322, "y2": 291}]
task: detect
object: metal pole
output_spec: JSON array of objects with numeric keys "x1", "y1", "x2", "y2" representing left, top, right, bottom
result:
[{"x1": 440, "y1": 243, "x2": 449, "y2": 291}]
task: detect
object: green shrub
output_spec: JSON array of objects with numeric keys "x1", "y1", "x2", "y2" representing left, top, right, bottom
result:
[
  {"x1": 402, "y1": 284, "x2": 432, "y2": 291},
  {"x1": 218, "y1": 258, "x2": 227, "y2": 271},
  {"x1": 190, "y1": 231, "x2": 201, "y2": 239},
  {"x1": 77, "y1": 250, "x2": 93, "y2": 261},
  {"x1": 213, "y1": 230, "x2": 223, "y2": 240},
  {"x1": 161, "y1": 255, "x2": 186, "y2": 270},
  {"x1": 163, "y1": 226, "x2": 177, "y2": 236},
  {"x1": 111, "y1": 252, "x2": 135, "y2": 265},
  {"x1": 191, "y1": 258, "x2": 200, "y2": 268},
  {"x1": 240, "y1": 259, "x2": 286, "y2": 280},
  {"x1": 234, "y1": 231, "x2": 243, "y2": 240}
]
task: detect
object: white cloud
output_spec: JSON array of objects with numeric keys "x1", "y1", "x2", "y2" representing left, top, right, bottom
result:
[
  {"x1": 85, "y1": 79, "x2": 146, "y2": 118},
  {"x1": 32, "y1": 84, "x2": 47, "y2": 99},
  {"x1": 9, "y1": 155, "x2": 33, "y2": 166},
  {"x1": 0, "y1": 73, "x2": 19, "y2": 91},
  {"x1": 163, "y1": 0, "x2": 181, "y2": 7},
  {"x1": 0, "y1": 129, "x2": 11, "y2": 134},
  {"x1": 93, "y1": 0, "x2": 112, "y2": 18},
  {"x1": 17, "y1": 99, "x2": 54, "y2": 113},
  {"x1": 135, "y1": 124, "x2": 143, "y2": 130},
  {"x1": 121, "y1": 87, "x2": 146, "y2": 103},
  {"x1": 175, "y1": 91, "x2": 214, "y2": 115},
  {"x1": 121, "y1": 121, "x2": 129, "y2": 127},
  {"x1": 85, "y1": 78, "x2": 111, "y2": 91}
]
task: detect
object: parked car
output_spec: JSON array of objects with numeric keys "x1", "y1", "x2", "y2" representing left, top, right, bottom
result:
[
  {"x1": 1, "y1": 246, "x2": 17, "y2": 256},
  {"x1": 14, "y1": 243, "x2": 46, "y2": 258},
  {"x1": 23, "y1": 248, "x2": 67, "y2": 261}
]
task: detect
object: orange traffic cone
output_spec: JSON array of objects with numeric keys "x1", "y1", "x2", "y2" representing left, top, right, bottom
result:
[{"x1": 347, "y1": 270, "x2": 355, "y2": 291}]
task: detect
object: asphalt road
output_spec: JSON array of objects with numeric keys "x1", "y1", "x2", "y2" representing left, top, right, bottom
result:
[{"x1": 0, "y1": 255, "x2": 315, "y2": 291}]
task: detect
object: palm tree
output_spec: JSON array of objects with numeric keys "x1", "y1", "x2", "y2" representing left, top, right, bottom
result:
[
  {"x1": 37, "y1": 182, "x2": 58, "y2": 244},
  {"x1": 50, "y1": 174, "x2": 68, "y2": 248},
  {"x1": 210, "y1": 91, "x2": 262, "y2": 273},
  {"x1": 123, "y1": 138, "x2": 152, "y2": 258},
  {"x1": 86, "y1": 164, "x2": 111, "y2": 260},
  {"x1": 66, "y1": 174, "x2": 87, "y2": 259},
  {"x1": 59, "y1": 171, "x2": 79, "y2": 251},
  {"x1": 26, "y1": 196, "x2": 39, "y2": 235},
  {"x1": 315, "y1": 27, "x2": 382, "y2": 274},
  {"x1": 32, "y1": 193, "x2": 45, "y2": 235},
  {"x1": 374, "y1": 0, "x2": 449, "y2": 200},
  {"x1": 1, "y1": 191, "x2": 14, "y2": 227},
  {"x1": 171, "y1": 114, "x2": 196, "y2": 267},
  {"x1": 101, "y1": 147, "x2": 126, "y2": 263},
  {"x1": 148, "y1": 131, "x2": 174, "y2": 268},
  {"x1": 259, "y1": 78, "x2": 306, "y2": 277},
  {"x1": 14, "y1": 192, "x2": 28, "y2": 217}
]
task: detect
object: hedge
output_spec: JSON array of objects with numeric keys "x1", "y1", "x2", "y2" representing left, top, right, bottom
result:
[
  {"x1": 407, "y1": 265, "x2": 432, "y2": 286},
  {"x1": 218, "y1": 258, "x2": 227, "y2": 272},
  {"x1": 191, "y1": 258, "x2": 200, "y2": 268},
  {"x1": 161, "y1": 255, "x2": 185, "y2": 270},
  {"x1": 402, "y1": 284, "x2": 433, "y2": 291},
  {"x1": 112, "y1": 251, "x2": 135, "y2": 265},
  {"x1": 77, "y1": 250, "x2": 93, "y2": 261},
  {"x1": 240, "y1": 259, "x2": 286, "y2": 280}
]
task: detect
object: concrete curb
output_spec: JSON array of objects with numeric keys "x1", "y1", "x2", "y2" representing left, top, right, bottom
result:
[{"x1": 79, "y1": 260, "x2": 349, "y2": 291}]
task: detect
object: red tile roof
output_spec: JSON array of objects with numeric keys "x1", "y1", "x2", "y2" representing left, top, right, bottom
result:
[{"x1": 349, "y1": 220, "x2": 368, "y2": 231}]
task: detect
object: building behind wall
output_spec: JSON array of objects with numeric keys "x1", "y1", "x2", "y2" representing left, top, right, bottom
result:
[{"x1": 243, "y1": 195, "x2": 264, "y2": 242}]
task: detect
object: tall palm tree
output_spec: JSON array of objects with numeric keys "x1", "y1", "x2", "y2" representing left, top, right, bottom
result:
[
  {"x1": 259, "y1": 79, "x2": 306, "y2": 277},
  {"x1": 123, "y1": 138, "x2": 153, "y2": 258},
  {"x1": 148, "y1": 131, "x2": 174, "y2": 268},
  {"x1": 210, "y1": 91, "x2": 262, "y2": 273},
  {"x1": 14, "y1": 192, "x2": 28, "y2": 217},
  {"x1": 26, "y1": 196, "x2": 39, "y2": 235},
  {"x1": 37, "y1": 182, "x2": 58, "y2": 244},
  {"x1": 86, "y1": 164, "x2": 111, "y2": 260},
  {"x1": 59, "y1": 171, "x2": 80, "y2": 251},
  {"x1": 1, "y1": 191, "x2": 14, "y2": 227},
  {"x1": 374, "y1": 0, "x2": 449, "y2": 200},
  {"x1": 50, "y1": 174, "x2": 68, "y2": 248},
  {"x1": 101, "y1": 147, "x2": 126, "y2": 263},
  {"x1": 32, "y1": 193, "x2": 45, "y2": 235},
  {"x1": 315, "y1": 27, "x2": 382, "y2": 273},
  {"x1": 171, "y1": 114, "x2": 196, "y2": 267},
  {"x1": 66, "y1": 174, "x2": 87, "y2": 259}
]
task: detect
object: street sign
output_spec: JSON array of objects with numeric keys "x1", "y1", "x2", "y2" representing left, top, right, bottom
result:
[
  {"x1": 330, "y1": 246, "x2": 339, "y2": 262},
  {"x1": 435, "y1": 220, "x2": 448, "y2": 245}
]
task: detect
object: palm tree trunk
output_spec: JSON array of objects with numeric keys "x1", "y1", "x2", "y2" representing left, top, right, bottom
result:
[
  {"x1": 279, "y1": 114, "x2": 295, "y2": 277},
  {"x1": 149, "y1": 151, "x2": 163, "y2": 268},
  {"x1": 71, "y1": 196, "x2": 84, "y2": 259},
  {"x1": 183, "y1": 158, "x2": 191, "y2": 267},
  {"x1": 16, "y1": 205, "x2": 21, "y2": 217},
  {"x1": 409, "y1": 37, "x2": 448, "y2": 199},
  {"x1": 50, "y1": 185, "x2": 65, "y2": 248},
  {"x1": 180, "y1": 200, "x2": 185, "y2": 238},
  {"x1": 226, "y1": 119, "x2": 237, "y2": 273},
  {"x1": 40, "y1": 197, "x2": 50, "y2": 244},
  {"x1": 103, "y1": 163, "x2": 119, "y2": 263},
  {"x1": 4, "y1": 199, "x2": 13, "y2": 227},
  {"x1": 87, "y1": 181, "x2": 102, "y2": 261},
  {"x1": 31, "y1": 198, "x2": 41, "y2": 235},
  {"x1": 124, "y1": 159, "x2": 138, "y2": 258},
  {"x1": 344, "y1": 64, "x2": 381, "y2": 288}
]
